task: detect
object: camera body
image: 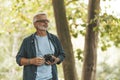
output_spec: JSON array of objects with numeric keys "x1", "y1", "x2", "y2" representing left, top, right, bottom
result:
[{"x1": 44, "y1": 54, "x2": 55, "y2": 63}]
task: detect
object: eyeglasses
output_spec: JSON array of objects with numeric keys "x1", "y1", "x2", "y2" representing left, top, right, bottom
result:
[{"x1": 35, "y1": 19, "x2": 49, "y2": 23}]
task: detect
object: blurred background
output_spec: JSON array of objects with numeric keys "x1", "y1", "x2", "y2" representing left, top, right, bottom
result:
[{"x1": 0, "y1": 0, "x2": 120, "y2": 80}]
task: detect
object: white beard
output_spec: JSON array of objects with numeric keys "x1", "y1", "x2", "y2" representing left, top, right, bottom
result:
[{"x1": 37, "y1": 25, "x2": 48, "y2": 31}]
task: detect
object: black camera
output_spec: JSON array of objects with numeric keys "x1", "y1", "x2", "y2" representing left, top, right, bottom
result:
[{"x1": 44, "y1": 54, "x2": 55, "y2": 63}]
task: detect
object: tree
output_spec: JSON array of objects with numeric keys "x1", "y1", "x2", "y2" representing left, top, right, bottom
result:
[
  {"x1": 81, "y1": 0, "x2": 100, "y2": 80},
  {"x1": 52, "y1": 0, "x2": 78, "y2": 80}
]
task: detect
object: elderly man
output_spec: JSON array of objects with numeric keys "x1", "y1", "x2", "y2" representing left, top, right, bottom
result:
[{"x1": 16, "y1": 12, "x2": 65, "y2": 80}]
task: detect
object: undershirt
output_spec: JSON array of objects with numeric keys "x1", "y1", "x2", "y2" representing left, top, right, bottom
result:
[{"x1": 35, "y1": 35, "x2": 55, "y2": 80}]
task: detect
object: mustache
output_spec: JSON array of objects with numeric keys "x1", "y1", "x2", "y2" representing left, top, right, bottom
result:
[{"x1": 37, "y1": 26, "x2": 48, "y2": 31}]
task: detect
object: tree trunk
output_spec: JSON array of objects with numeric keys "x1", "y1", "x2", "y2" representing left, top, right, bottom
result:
[
  {"x1": 52, "y1": 0, "x2": 78, "y2": 80},
  {"x1": 81, "y1": 0, "x2": 100, "y2": 80}
]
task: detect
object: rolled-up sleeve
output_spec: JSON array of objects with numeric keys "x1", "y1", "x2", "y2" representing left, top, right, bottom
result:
[
  {"x1": 16, "y1": 39, "x2": 26, "y2": 66},
  {"x1": 55, "y1": 37, "x2": 65, "y2": 64}
]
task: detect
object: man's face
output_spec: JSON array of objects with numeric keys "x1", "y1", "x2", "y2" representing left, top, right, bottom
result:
[{"x1": 33, "y1": 14, "x2": 49, "y2": 31}]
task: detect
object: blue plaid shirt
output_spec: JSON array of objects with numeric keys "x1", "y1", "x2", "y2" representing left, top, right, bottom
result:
[{"x1": 16, "y1": 32, "x2": 65, "y2": 80}]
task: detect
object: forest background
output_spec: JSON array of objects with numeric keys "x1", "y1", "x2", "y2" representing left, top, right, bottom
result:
[{"x1": 0, "y1": 0, "x2": 120, "y2": 80}]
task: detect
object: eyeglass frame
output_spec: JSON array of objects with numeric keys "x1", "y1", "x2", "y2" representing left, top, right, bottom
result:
[{"x1": 35, "y1": 19, "x2": 49, "y2": 23}]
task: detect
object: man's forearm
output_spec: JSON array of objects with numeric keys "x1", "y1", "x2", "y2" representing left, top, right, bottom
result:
[
  {"x1": 20, "y1": 57, "x2": 45, "y2": 66},
  {"x1": 20, "y1": 58, "x2": 30, "y2": 66}
]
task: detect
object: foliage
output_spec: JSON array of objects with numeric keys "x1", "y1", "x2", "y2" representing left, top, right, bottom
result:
[
  {"x1": 65, "y1": 0, "x2": 87, "y2": 38},
  {"x1": 75, "y1": 49, "x2": 83, "y2": 61},
  {"x1": 97, "y1": 57, "x2": 120, "y2": 80},
  {"x1": 65, "y1": 0, "x2": 120, "y2": 52},
  {"x1": 0, "y1": 0, "x2": 54, "y2": 80},
  {"x1": 99, "y1": 13, "x2": 120, "y2": 51}
]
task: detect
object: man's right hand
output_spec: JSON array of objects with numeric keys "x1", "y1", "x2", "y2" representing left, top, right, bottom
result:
[{"x1": 30, "y1": 57, "x2": 45, "y2": 66}]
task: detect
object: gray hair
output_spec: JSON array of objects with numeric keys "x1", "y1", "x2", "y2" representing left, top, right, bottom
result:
[{"x1": 33, "y1": 12, "x2": 47, "y2": 23}]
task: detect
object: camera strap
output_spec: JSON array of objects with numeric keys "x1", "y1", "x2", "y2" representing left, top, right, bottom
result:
[{"x1": 35, "y1": 35, "x2": 54, "y2": 56}]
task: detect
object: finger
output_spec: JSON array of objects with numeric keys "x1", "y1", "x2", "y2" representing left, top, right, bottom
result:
[
  {"x1": 39, "y1": 57, "x2": 42, "y2": 58},
  {"x1": 52, "y1": 56, "x2": 56, "y2": 59},
  {"x1": 38, "y1": 60, "x2": 45, "y2": 65},
  {"x1": 45, "y1": 61, "x2": 51, "y2": 65}
]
